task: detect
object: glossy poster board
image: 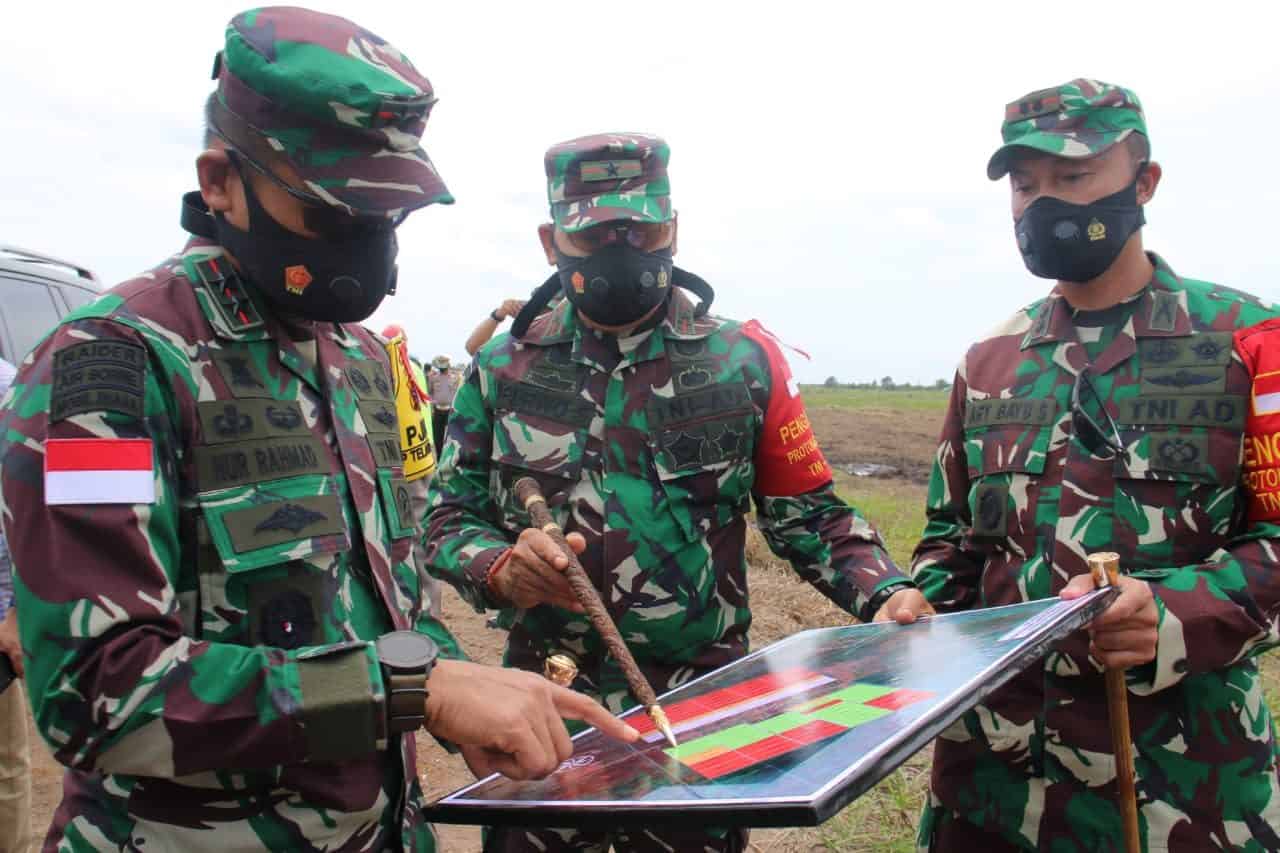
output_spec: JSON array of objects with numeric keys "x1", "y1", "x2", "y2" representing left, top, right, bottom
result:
[{"x1": 428, "y1": 590, "x2": 1117, "y2": 829}]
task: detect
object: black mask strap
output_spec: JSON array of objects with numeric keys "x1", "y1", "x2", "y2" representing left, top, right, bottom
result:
[
  {"x1": 181, "y1": 191, "x2": 218, "y2": 239},
  {"x1": 511, "y1": 266, "x2": 717, "y2": 339},
  {"x1": 672, "y1": 267, "x2": 715, "y2": 317},
  {"x1": 511, "y1": 273, "x2": 562, "y2": 339}
]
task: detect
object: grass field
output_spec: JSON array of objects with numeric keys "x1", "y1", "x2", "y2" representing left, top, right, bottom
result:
[{"x1": 800, "y1": 386, "x2": 953, "y2": 413}]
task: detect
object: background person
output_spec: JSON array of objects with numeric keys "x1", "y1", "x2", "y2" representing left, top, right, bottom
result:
[
  {"x1": 427, "y1": 354, "x2": 460, "y2": 454},
  {"x1": 465, "y1": 298, "x2": 527, "y2": 357},
  {"x1": 0, "y1": 354, "x2": 30, "y2": 853}
]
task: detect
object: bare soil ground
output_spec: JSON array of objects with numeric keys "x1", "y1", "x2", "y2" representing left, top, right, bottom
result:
[{"x1": 806, "y1": 407, "x2": 939, "y2": 484}]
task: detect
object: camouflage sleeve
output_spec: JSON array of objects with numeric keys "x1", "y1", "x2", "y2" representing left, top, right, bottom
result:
[
  {"x1": 1127, "y1": 319, "x2": 1280, "y2": 694},
  {"x1": 740, "y1": 321, "x2": 908, "y2": 622},
  {"x1": 423, "y1": 360, "x2": 512, "y2": 612},
  {"x1": 405, "y1": 475, "x2": 466, "y2": 661},
  {"x1": 909, "y1": 368, "x2": 985, "y2": 612},
  {"x1": 0, "y1": 318, "x2": 388, "y2": 775},
  {"x1": 755, "y1": 486, "x2": 904, "y2": 622}
]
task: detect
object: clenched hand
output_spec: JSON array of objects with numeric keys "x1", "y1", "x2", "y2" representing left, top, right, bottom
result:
[{"x1": 490, "y1": 528, "x2": 587, "y2": 613}]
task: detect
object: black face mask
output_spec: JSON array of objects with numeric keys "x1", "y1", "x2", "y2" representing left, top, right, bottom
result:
[
  {"x1": 553, "y1": 243, "x2": 675, "y2": 328},
  {"x1": 211, "y1": 163, "x2": 399, "y2": 323},
  {"x1": 1015, "y1": 166, "x2": 1147, "y2": 283},
  {"x1": 511, "y1": 264, "x2": 715, "y2": 340}
]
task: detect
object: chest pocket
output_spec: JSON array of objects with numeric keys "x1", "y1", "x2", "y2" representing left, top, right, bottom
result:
[
  {"x1": 647, "y1": 376, "x2": 757, "y2": 543},
  {"x1": 962, "y1": 397, "x2": 1058, "y2": 546},
  {"x1": 488, "y1": 379, "x2": 591, "y2": 529},
  {"x1": 195, "y1": 473, "x2": 351, "y2": 650},
  {"x1": 1112, "y1": 423, "x2": 1244, "y2": 570}
]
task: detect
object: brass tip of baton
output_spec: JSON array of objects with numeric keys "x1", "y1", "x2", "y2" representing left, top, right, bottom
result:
[
  {"x1": 543, "y1": 653, "x2": 579, "y2": 688},
  {"x1": 650, "y1": 705, "x2": 678, "y2": 748},
  {"x1": 1087, "y1": 552, "x2": 1121, "y2": 587}
]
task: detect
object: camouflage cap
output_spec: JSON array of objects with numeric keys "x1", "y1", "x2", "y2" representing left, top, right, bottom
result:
[
  {"x1": 987, "y1": 79, "x2": 1147, "y2": 180},
  {"x1": 211, "y1": 6, "x2": 453, "y2": 218},
  {"x1": 545, "y1": 133, "x2": 672, "y2": 232}
]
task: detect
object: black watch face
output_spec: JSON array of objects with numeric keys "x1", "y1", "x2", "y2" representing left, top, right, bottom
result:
[{"x1": 378, "y1": 630, "x2": 438, "y2": 670}]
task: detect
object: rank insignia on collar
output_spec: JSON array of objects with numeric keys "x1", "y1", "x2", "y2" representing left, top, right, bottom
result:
[{"x1": 1149, "y1": 291, "x2": 1179, "y2": 333}]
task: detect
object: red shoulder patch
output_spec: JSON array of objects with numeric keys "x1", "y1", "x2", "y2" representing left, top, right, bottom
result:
[
  {"x1": 741, "y1": 320, "x2": 832, "y2": 496},
  {"x1": 1235, "y1": 318, "x2": 1280, "y2": 522}
]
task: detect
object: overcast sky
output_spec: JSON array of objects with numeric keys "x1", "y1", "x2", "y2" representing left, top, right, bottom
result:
[{"x1": 3, "y1": 1, "x2": 1278, "y2": 384}]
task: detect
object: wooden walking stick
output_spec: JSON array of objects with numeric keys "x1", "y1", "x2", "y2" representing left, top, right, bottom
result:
[
  {"x1": 1087, "y1": 552, "x2": 1141, "y2": 853},
  {"x1": 514, "y1": 477, "x2": 679, "y2": 748}
]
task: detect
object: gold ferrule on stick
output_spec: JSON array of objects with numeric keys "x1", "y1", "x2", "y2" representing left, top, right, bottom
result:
[{"x1": 648, "y1": 704, "x2": 679, "y2": 748}]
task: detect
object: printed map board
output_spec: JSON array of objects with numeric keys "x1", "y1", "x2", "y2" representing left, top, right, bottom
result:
[{"x1": 428, "y1": 590, "x2": 1117, "y2": 829}]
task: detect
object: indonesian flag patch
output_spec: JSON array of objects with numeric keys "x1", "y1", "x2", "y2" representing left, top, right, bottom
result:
[
  {"x1": 1253, "y1": 369, "x2": 1280, "y2": 416},
  {"x1": 1236, "y1": 318, "x2": 1280, "y2": 522},
  {"x1": 45, "y1": 438, "x2": 155, "y2": 505}
]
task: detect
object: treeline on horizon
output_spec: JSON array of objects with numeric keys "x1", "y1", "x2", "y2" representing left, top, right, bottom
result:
[{"x1": 803, "y1": 377, "x2": 952, "y2": 391}]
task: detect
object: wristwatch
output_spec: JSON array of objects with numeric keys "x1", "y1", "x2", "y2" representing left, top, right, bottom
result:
[
  {"x1": 375, "y1": 630, "x2": 439, "y2": 735},
  {"x1": 490, "y1": 309, "x2": 503, "y2": 322},
  {"x1": 860, "y1": 581, "x2": 917, "y2": 623}
]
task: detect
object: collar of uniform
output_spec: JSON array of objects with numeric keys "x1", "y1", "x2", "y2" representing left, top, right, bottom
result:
[
  {"x1": 326, "y1": 322, "x2": 362, "y2": 350},
  {"x1": 662, "y1": 290, "x2": 720, "y2": 341},
  {"x1": 1019, "y1": 292, "x2": 1077, "y2": 350},
  {"x1": 1019, "y1": 253, "x2": 1190, "y2": 351},
  {"x1": 567, "y1": 291, "x2": 715, "y2": 371},
  {"x1": 1130, "y1": 253, "x2": 1192, "y2": 338},
  {"x1": 179, "y1": 237, "x2": 272, "y2": 343},
  {"x1": 519, "y1": 299, "x2": 576, "y2": 347}
]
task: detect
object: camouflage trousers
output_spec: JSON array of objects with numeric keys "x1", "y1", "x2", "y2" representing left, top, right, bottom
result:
[
  {"x1": 916, "y1": 797, "x2": 1026, "y2": 853},
  {"x1": 482, "y1": 825, "x2": 748, "y2": 853}
]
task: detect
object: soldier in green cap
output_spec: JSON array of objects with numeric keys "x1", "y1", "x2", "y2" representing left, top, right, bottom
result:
[
  {"x1": 900, "y1": 78, "x2": 1280, "y2": 851},
  {"x1": 0, "y1": 8, "x2": 636, "y2": 851},
  {"x1": 425, "y1": 132, "x2": 931, "y2": 853}
]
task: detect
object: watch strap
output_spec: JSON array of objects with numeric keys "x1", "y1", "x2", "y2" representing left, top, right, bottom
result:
[
  {"x1": 385, "y1": 668, "x2": 430, "y2": 735},
  {"x1": 860, "y1": 580, "x2": 916, "y2": 623}
]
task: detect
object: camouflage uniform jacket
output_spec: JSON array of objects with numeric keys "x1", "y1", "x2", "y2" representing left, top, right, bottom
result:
[
  {"x1": 0, "y1": 238, "x2": 461, "y2": 852},
  {"x1": 425, "y1": 292, "x2": 907, "y2": 707},
  {"x1": 913, "y1": 254, "x2": 1280, "y2": 851}
]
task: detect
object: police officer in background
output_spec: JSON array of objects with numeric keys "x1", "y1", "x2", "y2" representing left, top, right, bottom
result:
[
  {"x1": 901, "y1": 79, "x2": 1280, "y2": 851},
  {"x1": 426, "y1": 132, "x2": 930, "y2": 853},
  {"x1": 427, "y1": 354, "x2": 460, "y2": 454},
  {"x1": 0, "y1": 9, "x2": 633, "y2": 851}
]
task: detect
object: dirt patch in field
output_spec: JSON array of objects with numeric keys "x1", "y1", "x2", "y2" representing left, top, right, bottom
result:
[{"x1": 807, "y1": 407, "x2": 943, "y2": 484}]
